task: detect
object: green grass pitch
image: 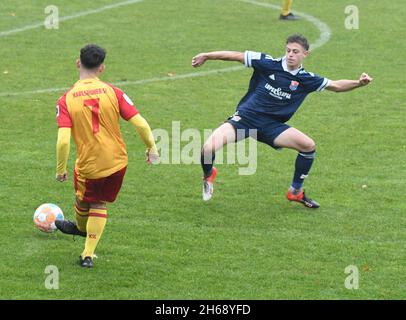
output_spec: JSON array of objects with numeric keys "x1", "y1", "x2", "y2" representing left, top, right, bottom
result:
[{"x1": 0, "y1": 0, "x2": 404, "y2": 299}]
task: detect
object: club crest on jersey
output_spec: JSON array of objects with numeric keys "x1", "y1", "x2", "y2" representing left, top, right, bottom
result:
[{"x1": 289, "y1": 81, "x2": 299, "y2": 91}]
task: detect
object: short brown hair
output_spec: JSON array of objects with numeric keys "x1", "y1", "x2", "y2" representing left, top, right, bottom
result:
[{"x1": 286, "y1": 34, "x2": 309, "y2": 51}]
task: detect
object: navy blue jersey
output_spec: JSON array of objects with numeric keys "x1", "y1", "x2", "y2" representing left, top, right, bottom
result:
[{"x1": 236, "y1": 51, "x2": 330, "y2": 122}]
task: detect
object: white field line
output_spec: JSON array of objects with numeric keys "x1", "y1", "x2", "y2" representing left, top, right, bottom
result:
[
  {"x1": 0, "y1": 0, "x2": 144, "y2": 37},
  {"x1": 0, "y1": 66, "x2": 245, "y2": 97},
  {"x1": 236, "y1": 0, "x2": 331, "y2": 50},
  {"x1": 0, "y1": 0, "x2": 331, "y2": 98}
]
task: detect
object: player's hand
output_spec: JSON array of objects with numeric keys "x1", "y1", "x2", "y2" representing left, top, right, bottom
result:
[
  {"x1": 146, "y1": 148, "x2": 159, "y2": 165},
  {"x1": 192, "y1": 53, "x2": 208, "y2": 68},
  {"x1": 56, "y1": 172, "x2": 67, "y2": 182},
  {"x1": 359, "y1": 73, "x2": 373, "y2": 86}
]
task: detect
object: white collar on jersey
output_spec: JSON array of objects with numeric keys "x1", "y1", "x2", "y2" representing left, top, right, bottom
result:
[{"x1": 281, "y1": 56, "x2": 303, "y2": 75}]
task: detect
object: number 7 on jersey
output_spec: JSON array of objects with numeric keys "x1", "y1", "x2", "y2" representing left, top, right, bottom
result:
[{"x1": 84, "y1": 98, "x2": 100, "y2": 134}]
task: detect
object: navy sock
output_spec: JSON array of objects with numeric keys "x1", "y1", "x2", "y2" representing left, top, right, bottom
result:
[
  {"x1": 201, "y1": 151, "x2": 215, "y2": 178},
  {"x1": 291, "y1": 150, "x2": 315, "y2": 190}
]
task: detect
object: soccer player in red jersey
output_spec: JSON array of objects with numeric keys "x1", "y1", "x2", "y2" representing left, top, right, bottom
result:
[{"x1": 55, "y1": 44, "x2": 159, "y2": 268}]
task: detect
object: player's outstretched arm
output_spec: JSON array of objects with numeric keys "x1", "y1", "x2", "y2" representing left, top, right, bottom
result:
[
  {"x1": 56, "y1": 127, "x2": 71, "y2": 182},
  {"x1": 326, "y1": 72, "x2": 373, "y2": 92},
  {"x1": 129, "y1": 114, "x2": 159, "y2": 165},
  {"x1": 192, "y1": 51, "x2": 244, "y2": 68}
]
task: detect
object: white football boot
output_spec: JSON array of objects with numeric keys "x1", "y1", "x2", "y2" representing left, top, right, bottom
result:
[{"x1": 202, "y1": 167, "x2": 217, "y2": 201}]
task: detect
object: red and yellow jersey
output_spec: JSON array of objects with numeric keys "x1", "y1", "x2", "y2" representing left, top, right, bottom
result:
[{"x1": 56, "y1": 77, "x2": 138, "y2": 179}]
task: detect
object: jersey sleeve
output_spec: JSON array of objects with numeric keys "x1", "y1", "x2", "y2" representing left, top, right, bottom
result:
[
  {"x1": 244, "y1": 51, "x2": 276, "y2": 72},
  {"x1": 112, "y1": 87, "x2": 139, "y2": 120},
  {"x1": 56, "y1": 94, "x2": 72, "y2": 128},
  {"x1": 301, "y1": 72, "x2": 331, "y2": 93}
]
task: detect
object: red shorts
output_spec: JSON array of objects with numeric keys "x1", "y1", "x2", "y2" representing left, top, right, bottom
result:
[{"x1": 74, "y1": 167, "x2": 127, "y2": 203}]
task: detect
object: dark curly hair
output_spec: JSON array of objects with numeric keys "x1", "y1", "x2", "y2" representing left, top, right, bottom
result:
[{"x1": 80, "y1": 44, "x2": 106, "y2": 69}]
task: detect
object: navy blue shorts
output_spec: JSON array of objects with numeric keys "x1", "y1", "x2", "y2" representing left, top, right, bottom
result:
[{"x1": 226, "y1": 110, "x2": 290, "y2": 149}]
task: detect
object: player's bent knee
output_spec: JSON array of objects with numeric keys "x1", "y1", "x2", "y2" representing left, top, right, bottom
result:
[
  {"x1": 75, "y1": 197, "x2": 90, "y2": 211},
  {"x1": 90, "y1": 201, "x2": 107, "y2": 210},
  {"x1": 201, "y1": 143, "x2": 215, "y2": 156},
  {"x1": 299, "y1": 139, "x2": 315, "y2": 152}
]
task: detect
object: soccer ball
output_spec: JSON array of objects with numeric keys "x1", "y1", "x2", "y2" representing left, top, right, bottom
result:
[{"x1": 33, "y1": 203, "x2": 64, "y2": 233}]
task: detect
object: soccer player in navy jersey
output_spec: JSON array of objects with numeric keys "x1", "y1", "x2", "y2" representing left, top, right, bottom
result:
[{"x1": 192, "y1": 34, "x2": 373, "y2": 208}]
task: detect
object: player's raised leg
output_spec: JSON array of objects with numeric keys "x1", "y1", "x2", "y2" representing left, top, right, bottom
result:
[
  {"x1": 201, "y1": 122, "x2": 237, "y2": 201},
  {"x1": 55, "y1": 197, "x2": 88, "y2": 237},
  {"x1": 74, "y1": 197, "x2": 89, "y2": 234},
  {"x1": 274, "y1": 127, "x2": 320, "y2": 208},
  {"x1": 80, "y1": 201, "x2": 108, "y2": 268}
]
